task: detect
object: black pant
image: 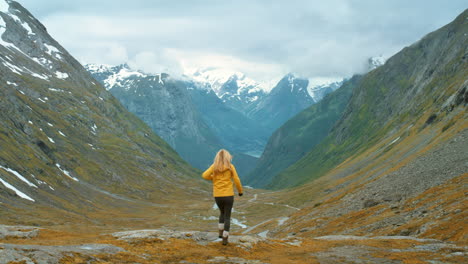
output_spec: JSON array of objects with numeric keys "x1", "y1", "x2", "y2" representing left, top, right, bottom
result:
[{"x1": 215, "y1": 196, "x2": 234, "y2": 232}]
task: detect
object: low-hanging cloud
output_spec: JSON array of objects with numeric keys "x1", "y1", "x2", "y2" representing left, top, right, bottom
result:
[{"x1": 18, "y1": 0, "x2": 468, "y2": 84}]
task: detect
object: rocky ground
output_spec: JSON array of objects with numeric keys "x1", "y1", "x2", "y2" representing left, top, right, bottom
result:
[{"x1": 0, "y1": 225, "x2": 466, "y2": 263}]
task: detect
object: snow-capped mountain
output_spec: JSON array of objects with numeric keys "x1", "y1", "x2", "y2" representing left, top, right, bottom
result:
[
  {"x1": 247, "y1": 73, "x2": 315, "y2": 131},
  {"x1": 188, "y1": 67, "x2": 269, "y2": 114},
  {"x1": 308, "y1": 80, "x2": 344, "y2": 102},
  {"x1": 86, "y1": 63, "x2": 266, "y2": 173},
  {"x1": 85, "y1": 63, "x2": 225, "y2": 170},
  {"x1": 190, "y1": 67, "x2": 268, "y2": 93},
  {"x1": 85, "y1": 63, "x2": 166, "y2": 90}
]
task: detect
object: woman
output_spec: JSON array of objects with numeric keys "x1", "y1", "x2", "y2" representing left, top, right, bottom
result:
[{"x1": 202, "y1": 149, "x2": 243, "y2": 245}]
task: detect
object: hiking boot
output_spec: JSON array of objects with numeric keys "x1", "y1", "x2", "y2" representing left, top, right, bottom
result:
[
  {"x1": 222, "y1": 235, "x2": 228, "y2": 245},
  {"x1": 218, "y1": 229, "x2": 223, "y2": 238}
]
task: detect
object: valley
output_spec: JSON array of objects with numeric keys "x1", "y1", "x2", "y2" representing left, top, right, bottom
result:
[{"x1": 0, "y1": 1, "x2": 466, "y2": 263}]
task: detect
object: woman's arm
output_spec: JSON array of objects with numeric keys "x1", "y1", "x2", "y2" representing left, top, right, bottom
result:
[
  {"x1": 231, "y1": 164, "x2": 243, "y2": 195},
  {"x1": 202, "y1": 165, "x2": 214, "y2": 181}
]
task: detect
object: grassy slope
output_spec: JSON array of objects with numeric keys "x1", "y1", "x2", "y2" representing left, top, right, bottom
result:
[
  {"x1": 269, "y1": 9, "x2": 468, "y2": 189},
  {"x1": 246, "y1": 76, "x2": 360, "y2": 187}
]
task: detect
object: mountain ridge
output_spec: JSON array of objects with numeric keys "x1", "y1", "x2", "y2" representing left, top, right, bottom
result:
[{"x1": 269, "y1": 8, "x2": 468, "y2": 189}]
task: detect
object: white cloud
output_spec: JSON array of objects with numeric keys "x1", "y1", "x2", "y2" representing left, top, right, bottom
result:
[
  {"x1": 128, "y1": 49, "x2": 183, "y2": 77},
  {"x1": 22, "y1": 0, "x2": 467, "y2": 86}
]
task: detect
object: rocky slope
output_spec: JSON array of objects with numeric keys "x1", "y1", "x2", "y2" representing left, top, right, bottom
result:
[
  {"x1": 245, "y1": 76, "x2": 360, "y2": 187},
  {"x1": 270, "y1": 9, "x2": 468, "y2": 189},
  {"x1": 0, "y1": 0, "x2": 205, "y2": 225},
  {"x1": 2, "y1": 224, "x2": 465, "y2": 264}
]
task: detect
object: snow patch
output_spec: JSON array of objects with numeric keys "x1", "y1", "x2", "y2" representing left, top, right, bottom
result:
[
  {"x1": 31, "y1": 72, "x2": 49, "y2": 80},
  {"x1": 58, "y1": 131, "x2": 66, "y2": 137},
  {"x1": 32, "y1": 57, "x2": 53, "y2": 68},
  {"x1": 85, "y1": 63, "x2": 113, "y2": 73},
  {"x1": 0, "y1": 165, "x2": 37, "y2": 188},
  {"x1": 0, "y1": 177, "x2": 35, "y2": 202},
  {"x1": 47, "y1": 137, "x2": 54, "y2": 143},
  {"x1": 2, "y1": 60, "x2": 23, "y2": 74},
  {"x1": 6, "y1": 81, "x2": 17, "y2": 86},
  {"x1": 103, "y1": 67, "x2": 146, "y2": 90},
  {"x1": 0, "y1": 1, "x2": 10, "y2": 13},
  {"x1": 44, "y1": 43, "x2": 60, "y2": 56},
  {"x1": 56, "y1": 163, "x2": 79, "y2": 182},
  {"x1": 10, "y1": 13, "x2": 34, "y2": 36},
  {"x1": 55, "y1": 71, "x2": 68, "y2": 79},
  {"x1": 48, "y1": 87, "x2": 63, "y2": 92},
  {"x1": 91, "y1": 124, "x2": 97, "y2": 135}
]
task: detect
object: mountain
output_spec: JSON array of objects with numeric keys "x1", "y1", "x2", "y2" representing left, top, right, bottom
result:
[
  {"x1": 308, "y1": 80, "x2": 343, "y2": 102},
  {"x1": 86, "y1": 64, "x2": 222, "y2": 170},
  {"x1": 268, "y1": 9, "x2": 468, "y2": 189},
  {"x1": 190, "y1": 67, "x2": 268, "y2": 115},
  {"x1": 245, "y1": 76, "x2": 360, "y2": 187},
  {"x1": 0, "y1": 0, "x2": 204, "y2": 224},
  {"x1": 247, "y1": 73, "x2": 315, "y2": 131},
  {"x1": 186, "y1": 83, "x2": 269, "y2": 157},
  {"x1": 240, "y1": 10, "x2": 467, "y2": 250},
  {"x1": 87, "y1": 64, "x2": 264, "y2": 176},
  {"x1": 217, "y1": 75, "x2": 267, "y2": 115}
]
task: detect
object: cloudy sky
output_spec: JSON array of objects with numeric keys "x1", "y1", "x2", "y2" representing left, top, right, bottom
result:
[{"x1": 18, "y1": 0, "x2": 467, "y2": 87}]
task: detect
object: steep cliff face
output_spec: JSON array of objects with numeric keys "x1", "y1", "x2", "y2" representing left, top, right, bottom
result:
[
  {"x1": 270, "y1": 9, "x2": 467, "y2": 189},
  {"x1": 245, "y1": 76, "x2": 360, "y2": 187},
  {"x1": 0, "y1": 0, "x2": 204, "y2": 224}
]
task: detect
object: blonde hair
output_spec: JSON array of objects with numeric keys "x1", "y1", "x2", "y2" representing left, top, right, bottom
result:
[{"x1": 213, "y1": 149, "x2": 232, "y2": 173}]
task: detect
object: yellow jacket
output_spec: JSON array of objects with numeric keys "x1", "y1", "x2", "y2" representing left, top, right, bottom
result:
[{"x1": 202, "y1": 164, "x2": 243, "y2": 197}]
